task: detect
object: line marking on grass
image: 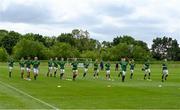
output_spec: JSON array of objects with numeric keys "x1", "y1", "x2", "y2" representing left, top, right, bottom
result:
[{"x1": 0, "y1": 80, "x2": 59, "y2": 110}]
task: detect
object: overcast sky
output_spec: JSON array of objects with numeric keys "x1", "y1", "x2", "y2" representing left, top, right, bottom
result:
[{"x1": 0, "y1": 0, "x2": 180, "y2": 47}]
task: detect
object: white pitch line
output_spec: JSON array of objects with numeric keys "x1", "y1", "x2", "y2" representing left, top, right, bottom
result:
[{"x1": 0, "y1": 80, "x2": 59, "y2": 110}]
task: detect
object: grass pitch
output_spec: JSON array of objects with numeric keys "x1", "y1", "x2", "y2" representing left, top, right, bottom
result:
[{"x1": 0, "y1": 62, "x2": 180, "y2": 109}]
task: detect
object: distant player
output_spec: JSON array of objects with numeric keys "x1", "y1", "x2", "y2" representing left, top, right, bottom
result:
[
  {"x1": 129, "y1": 59, "x2": 135, "y2": 79},
  {"x1": 118, "y1": 58, "x2": 123, "y2": 77},
  {"x1": 59, "y1": 58, "x2": 66, "y2": 79},
  {"x1": 100, "y1": 60, "x2": 104, "y2": 70},
  {"x1": 93, "y1": 59, "x2": 99, "y2": 79},
  {"x1": 32, "y1": 57, "x2": 40, "y2": 80},
  {"x1": 143, "y1": 59, "x2": 151, "y2": 80},
  {"x1": 19, "y1": 57, "x2": 25, "y2": 78},
  {"x1": 71, "y1": 58, "x2": 78, "y2": 81},
  {"x1": 8, "y1": 57, "x2": 14, "y2": 78},
  {"x1": 83, "y1": 59, "x2": 89, "y2": 77},
  {"x1": 119, "y1": 57, "x2": 128, "y2": 82},
  {"x1": 47, "y1": 58, "x2": 53, "y2": 77},
  {"x1": 25, "y1": 57, "x2": 32, "y2": 79},
  {"x1": 53, "y1": 57, "x2": 59, "y2": 77},
  {"x1": 115, "y1": 62, "x2": 119, "y2": 71},
  {"x1": 105, "y1": 61, "x2": 111, "y2": 80},
  {"x1": 162, "y1": 59, "x2": 168, "y2": 82}
]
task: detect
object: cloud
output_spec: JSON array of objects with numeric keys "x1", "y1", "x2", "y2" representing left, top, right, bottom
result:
[
  {"x1": 0, "y1": 0, "x2": 180, "y2": 47},
  {"x1": 0, "y1": 1, "x2": 53, "y2": 24}
]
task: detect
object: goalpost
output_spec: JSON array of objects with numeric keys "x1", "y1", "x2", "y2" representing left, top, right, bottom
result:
[{"x1": 67, "y1": 58, "x2": 92, "y2": 67}]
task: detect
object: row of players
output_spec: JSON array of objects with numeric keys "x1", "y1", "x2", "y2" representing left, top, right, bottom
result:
[{"x1": 7, "y1": 57, "x2": 169, "y2": 82}]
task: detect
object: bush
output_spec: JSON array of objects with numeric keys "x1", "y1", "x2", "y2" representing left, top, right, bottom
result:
[
  {"x1": 13, "y1": 39, "x2": 47, "y2": 60},
  {"x1": 0, "y1": 47, "x2": 8, "y2": 61}
]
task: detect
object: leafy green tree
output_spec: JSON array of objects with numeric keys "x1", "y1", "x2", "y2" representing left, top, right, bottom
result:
[
  {"x1": 1, "y1": 31, "x2": 21, "y2": 54},
  {"x1": 51, "y1": 42, "x2": 80, "y2": 59},
  {"x1": 13, "y1": 39, "x2": 47, "y2": 59},
  {"x1": 152, "y1": 37, "x2": 179, "y2": 60},
  {"x1": 0, "y1": 47, "x2": 8, "y2": 61},
  {"x1": 81, "y1": 50, "x2": 99, "y2": 60}
]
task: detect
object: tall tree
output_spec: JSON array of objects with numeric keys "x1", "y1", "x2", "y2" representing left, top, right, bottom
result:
[
  {"x1": 151, "y1": 37, "x2": 179, "y2": 60},
  {"x1": 1, "y1": 31, "x2": 21, "y2": 54}
]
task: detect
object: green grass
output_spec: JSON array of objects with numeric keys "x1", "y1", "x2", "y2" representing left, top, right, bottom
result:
[{"x1": 0, "y1": 62, "x2": 180, "y2": 109}]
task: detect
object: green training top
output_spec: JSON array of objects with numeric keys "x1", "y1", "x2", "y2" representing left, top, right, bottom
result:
[
  {"x1": 59, "y1": 61, "x2": 66, "y2": 69},
  {"x1": 53, "y1": 60, "x2": 59, "y2": 68},
  {"x1": 84, "y1": 62, "x2": 89, "y2": 69},
  {"x1": 32, "y1": 60, "x2": 40, "y2": 68},
  {"x1": 8, "y1": 59, "x2": 14, "y2": 67},
  {"x1": 19, "y1": 60, "x2": 25, "y2": 67},
  {"x1": 162, "y1": 63, "x2": 168, "y2": 70},
  {"x1": 94, "y1": 62, "x2": 98, "y2": 70},
  {"x1": 25, "y1": 60, "x2": 32, "y2": 68},
  {"x1": 71, "y1": 62, "x2": 78, "y2": 70},
  {"x1": 130, "y1": 63, "x2": 135, "y2": 70},
  {"x1": 105, "y1": 63, "x2": 111, "y2": 70},
  {"x1": 144, "y1": 62, "x2": 150, "y2": 69},
  {"x1": 120, "y1": 61, "x2": 128, "y2": 71},
  {"x1": 48, "y1": 60, "x2": 53, "y2": 67}
]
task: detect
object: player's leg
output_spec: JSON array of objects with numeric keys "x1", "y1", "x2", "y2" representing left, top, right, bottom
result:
[
  {"x1": 83, "y1": 68, "x2": 87, "y2": 77},
  {"x1": 144, "y1": 70, "x2": 147, "y2": 80},
  {"x1": 148, "y1": 69, "x2": 151, "y2": 79},
  {"x1": 27, "y1": 68, "x2": 31, "y2": 79},
  {"x1": 9, "y1": 67, "x2": 13, "y2": 78},
  {"x1": 122, "y1": 71, "x2": 126, "y2": 82},
  {"x1": 54, "y1": 67, "x2": 57, "y2": 77},
  {"x1": 130, "y1": 70, "x2": 133, "y2": 79},
  {"x1": 47, "y1": 67, "x2": 51, "y2": 77},
  {"x1": 21, "y1": 68, "x2": 24, "y2": 79},
  {"x1": 60, "y1": 69, "x2": 64, "y2": 79},
  {"x1": 107, "y1": 70, "x2": 110, "y2": 80},
  {"x1": 165, "y1": 70, "x2": 168, "y2": 81},
  {"x1": 73, "y1": 70, "x2": 78, "y2": 81}
]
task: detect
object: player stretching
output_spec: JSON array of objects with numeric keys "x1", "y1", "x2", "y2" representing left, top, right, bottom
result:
[
  {"x1": 120, "y1": 57, "x2": 128, "y2": 82},
  {"x1": 8, "y1": 57, "x2": 14, "y2": 78},
  {"x1": 19, "y1": 57, "x2": 25, "y2": 78},
  {"x1": 53, "y1": 57, "x2": 59, "y2": 77},
  {"x1": 118, "y1": 58, "x2": 123, "y2": 77},
  {"x1": 59, "y1": 58, "x2": 66, "y2": 79},
  {"x1": 83, "y1": 59, "x2": 89, "y2": 77},
  {"x1": 32, "y1": 57, "x2": 40, "y2": 80},
  {"x1": 105, "y1": 61, "x2": 111, "y2": 80},
  {"x1": 25, "y1": 57, "x2": 32, "y2": 80},
  {"x1": 47, "y1": 58, "x2": 53, "y2": 77},
  {"x1": 129, "y1": 59, "x2": 135, "y2": 79},
  {"x1": 93, "y1": 59, "x2": 99, "y2": 79},
  {"x1": 143, "y1": 60, "x2": 151, "y2": 80},
  {"x1": 71, "y1": 58, "x2": 78, "y2": 81},
  {"x1": 162, "y1": 59, "x2": 168, "y2": 82}
]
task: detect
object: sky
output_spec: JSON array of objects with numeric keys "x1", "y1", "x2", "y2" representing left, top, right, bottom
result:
[{"x1": 0, "y1": 0, "x2": 180, "y2": 47}]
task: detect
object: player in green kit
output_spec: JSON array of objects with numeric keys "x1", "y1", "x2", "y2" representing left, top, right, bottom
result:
[
  {"x1": 53, "y1": 57, "x2": 59, "y2": 77},
  {"x1": 59, "y1": 58, "x2": 66, "y2": 79},
  {"x1": 8, "y1": 57, "x2": 14, "y2": 78},
  {"x1": 143, "y1": 59, "x2": 151, "y2": 80},
  {"x1": 32, "y1": 57, "x2": 40, "y2": 80},
  {"x1": 118, "y1": 58, "x2": 123, "y2": 77},
  {"x1": 47, "y1": 58, "x2": 53, "y2": 77},
  {"x1": 19, "y1": 57, "x2": 25, "y2": 78},
  {"x1": 129, "y1": 59, "x2": 135, "y2": 79},
  {"x1": 83, "y1": 59, "x2": 89, "y2": 77},
  {"x1": 25, "y1": 57, "x2": 32, "y2": 79},
  {"x1": 71, "y1": 58, "x2": 78, "y2": 81},
  {"x1": 105, "y1": 61, "x2": 111, "y2": 80},
  {"x1": 120, "y1": 57, "x2": 128, "y2": 82},
  {"x1": 162, "y1": 59, "x2": 168, "y2": 82},
  {"x1": 93, "y1": 59, "x2": 99, "y2": 79}
]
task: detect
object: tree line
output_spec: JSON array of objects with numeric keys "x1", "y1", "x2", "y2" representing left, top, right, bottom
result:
[{"x1": 0, "y1": 29, "x2": 179, "y2": 61}]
